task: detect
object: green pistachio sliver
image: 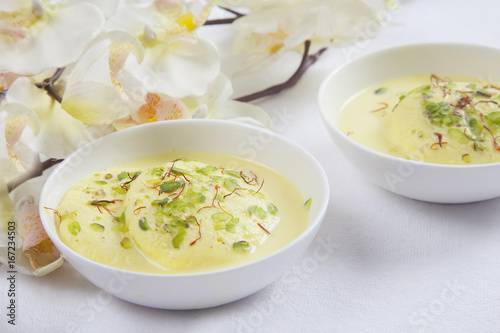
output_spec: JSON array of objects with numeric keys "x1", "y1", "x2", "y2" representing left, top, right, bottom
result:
[
  {"x1": 214, "y1": 223, "x2": 226, "y2": 230},
  {"x1": 113, "y1": 186, "x2": 127, "y2": 194},
  {"x1": 176, "y1": 220, "x2": 189, "y2": 229},
  {"x1": 304, "y1": 198, "x2": 312, "y2": 211},
  {"x1": 138, "y1": 217, "x2": 150, "y2": 231},
  {"x1": 224, "y1": 170, "x2": 240, "y2": 178},
  {"x1": 185, "y1": 216, "x2": 197, "y2": 225},
  {"x1": 474, "y1": 90, "x2": 492, "y2": 98},
  {"x1": 164, "y1": 224, "x2": 177, "y2": 233},
  {"x1": 211, "y1": 212, "x2": 231, "y2": 222},
  {"x1": 90, "y1": 223, "x2": 105, "y2": 232},
  {"x1": 115, "y1": 211, "x2": 127, "y2": 232},
  {"x1": 248, "y1": 206, "x2": 266, "y2": 219},
  {"x1": 485, "y1": 111, "x2": 500, "y2": 124},
  {"x1": 152, "y1": 198, "x2": 169, "y2": 206},
  {"x1": 197, "y1": 165, "x2": 216, "y2": 175},
  {"x1": 150, "y1": 167, "x2": 164, "y2": 177},
  {"x1": 374, "y1": 87, "x2": 387, "y2": 95},
  {"x1": 267, "y1": 203, "x2": 278, "y2": 215},
  {"x1": 462, "y1": 154, "x2": 472, "y2": 163},
  {"x1": 225, "y1": 223, "x2": 236, "y2": 233},
  {"x1": 160, "y1": 180, "x2": 183, "y2": 193},
  {"x1": 448, "y1": 128, "x2": 469, "y2": 144},
  {"x1": 233, "y1": 241, "x2": 251, "y2": 251},
  {"x1": 68, "y1": 221, "x2": 81, "y2": 236},
  {"x1": 117, "y1": 171, "x2": 128, "y2": 181},
  {"x1": 94, "y1": 180, "x2": 107, "y2": 185},
  {"x1": 120, "y1": 237, "x2": 133, "y2": 249},
  {"x1": 172, "y1": 227, "x2": 186, "y2": 249},
  {"x1": 223, "y1": 178, "x2": 239, "y2": 191},
  {"x1": 105, "y1": 173, "x2": 113, "y2": 179}
]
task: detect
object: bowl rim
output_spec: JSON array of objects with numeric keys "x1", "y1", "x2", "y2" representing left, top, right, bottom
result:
[
  {"x1": 39, "y1": 119, "x2": 330, "y2": 278},
  {"x1": 318, "y1": 41, "x2": 500, "y2": 170}
]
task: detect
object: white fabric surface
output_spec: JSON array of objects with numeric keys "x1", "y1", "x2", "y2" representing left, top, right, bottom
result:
[{"x1": 2, "y1": 0, "x2": 500, "y2": 332}]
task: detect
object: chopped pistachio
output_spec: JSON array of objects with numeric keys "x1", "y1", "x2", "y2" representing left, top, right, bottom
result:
[
  {"x1": 113, "y1": 186, "x2": 127, "y2": 194},
  {"x1": 138, "y1": 217, "x2": 150, "y2": 231},
  {"x1": 94, "y1": 180, "x2": 107, "y2": 185},
  {"x1": 90, "y1": 223, "x2": 105, "y2": 232},
  {"x1": 115, "y1": 211, "x2": 127, "y2": 232},
  {"x1": 152, "y1": 198, "x2": 169, "y2": 206},
  {"x1": 105, "y1": 173, "x2": 113, "y2": 179},
  {"x1": 175, "y1": 219, "x2": 189, "y2": 229},
  {"x1": 197, "y1": 165, "x2": 216, "y2": 175},
  {"x1": 233, "y1": 241, "x2": 251, "y2": 251},
  {"x1": 223, "y1": 178, "x2": 239, "y2": 191},
  {"x1": 486, "y1": 112, "x2": 500, "y2": 124},
  {"x1": 448, "y1": 128, "x2": 469, "y2": 144},
  {"x1": 211, "y1": 212, "x2": 231, "y2": 222},
  {"x1": 160, "y1": 180, "x2": 183, "y2": 193},
  {"x1": 117, "y1": 171, "x2": 128, "y2": 181},
  {"x1": 150, "y1": 167, "x2": 164, "y2": 177},
  {"x1": 120, "y1": 237, "x2": 133, "y2": 249},
  {"x1": 226, "y1": 223, "x2": 236, "y2": 233},
  {"x1": 68, "y1": 221, "x2": 81, "y2": 236},
  {"x1": 224, "y1": 170, "x2": 240, "y2": 178},
  {"x1": 248, "y1": 205, "x2": 266, "y2": 219},
  {"x1": 172, "y1": 227, "x2": 186, "y2": 248},
  {"x1": 267, "y1": 203, "x2": 278, "y2": 215},
  {"x1": 374, "y1": 87, "x2": 387, "y2": 95}
]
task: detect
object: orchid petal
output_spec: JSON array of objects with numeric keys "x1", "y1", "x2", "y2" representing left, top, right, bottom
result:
[
  {"x1": 14, "y1": 195, "x2": 63, "y2": 276},
  {"x1": 137, "y1": 93, "x2": 191, "y2": 123},
  {"x1": 0, "y1": 0, "x2": 20, "y2": 12},
  {"x1": 0, "y1": 3, "x2": 105, "y2": 76},
  {"x1": 108, "y1": 30, "x2": 145, "y2": 75},
  {"x1": 0, "y1": 180, "x2": 13, "y2": 235},
  {"x1": 67, "y1": 0, "x2": 119, "y2": 19},
  {"x1": 5, "y1": 78, "x2": 91, "y2": 158},
  {"x1": 126, "y1": 37, "x2": 220, "y2": 98},
  {"x1": 64, "y1": 39, "x2": 113, "y2": 88},
  {"x1": 62, "y1": 82, "x2": 129, "y2": 125}
]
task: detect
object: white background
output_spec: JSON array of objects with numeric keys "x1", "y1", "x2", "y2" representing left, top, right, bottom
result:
[{"x1": 2, "y1": 0, "x2": 500, "y2": 332}]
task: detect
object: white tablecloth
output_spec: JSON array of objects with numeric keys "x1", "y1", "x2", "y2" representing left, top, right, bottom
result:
[{"x1": 2, "y1": 0, "x2": 500, "y2": 332}]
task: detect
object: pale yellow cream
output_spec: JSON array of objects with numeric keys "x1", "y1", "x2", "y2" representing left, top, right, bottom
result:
[
  {"x1": 338, "y1": 74, "x2": 500, "y2": 165},
  {"x1": 54, "y1": 153, "x2": 308, "y2": 274}
]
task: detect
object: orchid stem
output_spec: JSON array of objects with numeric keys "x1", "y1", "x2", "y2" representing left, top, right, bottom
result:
[
  {"x1": 35, "y1": 67, "x2": 64, "y2": 103},
  {"x1": 235, "y1": 40, "x2": 327, "y2": 103},
  {"x1": 7, "y1": 158, "x2": 63, "y2": 193},
  {"x1": 204, "y1": 6, "x2": 244, "y2": 25}
]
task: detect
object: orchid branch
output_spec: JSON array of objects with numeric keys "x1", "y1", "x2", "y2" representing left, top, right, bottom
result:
[
  {"x1": 204, "y1": 6, "x2": 244, "y2": 25},
  {"x1": 7, "y1": 157, "x2": 63, "y2": 192},
  {"x1": 235, "y1": 40, "x2": 327, "y2": 103},
  {"x1": 34, "y1": 67, "x2": 64, "y2": 103}
]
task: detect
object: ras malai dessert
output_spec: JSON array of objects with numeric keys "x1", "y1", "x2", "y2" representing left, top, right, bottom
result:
[
  {"x1": 338, "y1": 74, "x2": 500, "y2": 165},
  {"x1": 51, "y1": 155, "x2": 309, "y2": 274}
]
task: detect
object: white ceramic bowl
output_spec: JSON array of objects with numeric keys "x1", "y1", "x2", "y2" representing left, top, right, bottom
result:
[
  {"x1": 39, "y1": 120, "x2": 329, "y2": 309},
  {"x1": 319, "y1": 43, "x2": 500, "y2": 204}
]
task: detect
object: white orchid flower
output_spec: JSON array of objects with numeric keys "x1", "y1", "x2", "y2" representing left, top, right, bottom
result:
[
  {"x1": 221, "y1": 0, "x2": 383, "y2": 70},
  {"x1": 61, "y1": 31, "x2": 145, "y2": 125},
  {"x1": 1, "y1": 77, "x2": 103, "y2": 160},
  {"x1": 0, "y1": 0, "x2": 112, "y2": 76},
  {"x1": 106, "y1": 0, "x2": 220, "y2": 98}
]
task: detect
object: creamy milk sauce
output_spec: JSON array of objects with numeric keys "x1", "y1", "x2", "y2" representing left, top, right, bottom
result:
[{"x1": 54, "y1": 152, "x2": 308, "y2": 274}]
